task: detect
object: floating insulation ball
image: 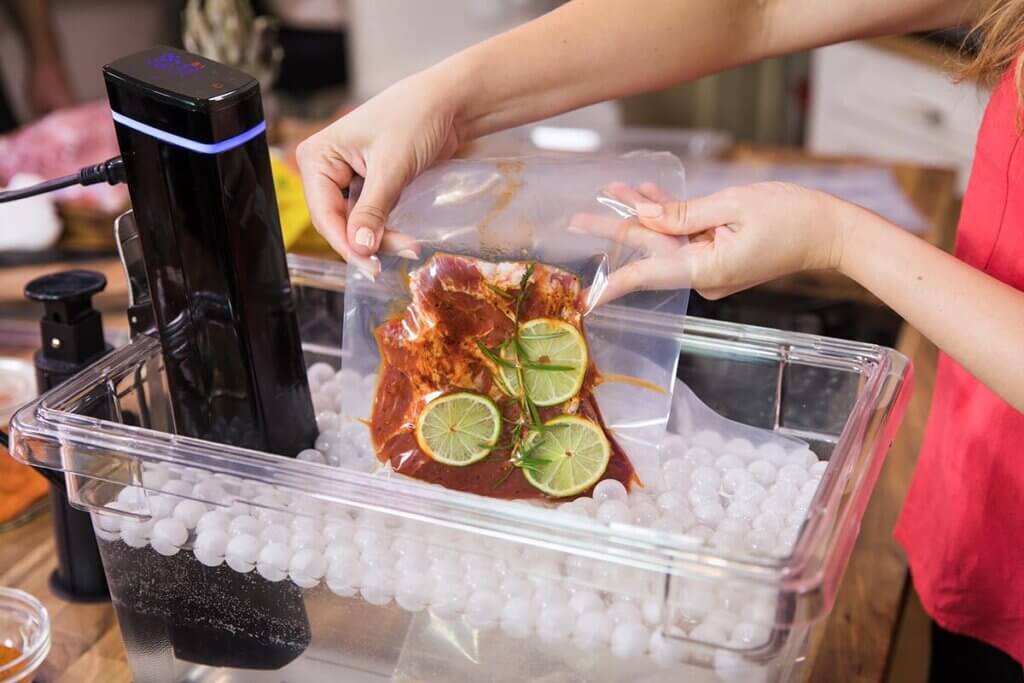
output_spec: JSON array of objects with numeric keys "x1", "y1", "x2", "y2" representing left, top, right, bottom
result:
[
  {"x1": 747, "y1": 460, "x2": 777, "y2": 486},
  {"x1": 691, "y1": 430, "x2": 724, "y2": 452},
  {"x1": 196, "y1": 509, "x2": 231, "y2": 535},
  {"x1": 756, "y1": 442, "x2": 789, "y2": 466},
  {"x1": 610, "y1": 622, "x2": 649, "y2": 658},
  {"x1": 430, "y1": 581, "x2": 470, "y2": 620},
  {"x1": 465, "y1": 590, "x2": 502, "y2": 628},
  {"x1": 173, "y1": 499, "x2": 206, "y2": 529},
  {"x1": 395, "y1": 573, "x2": 433, "y2": 612},
  {"x1": 536, "y1": 604, "x2": 576, "y2": 642},
  {"x1": 690, "y1": 465, "x2": 722, "y2": 490},
  {"x1": 596, "y1": 500, "x2": 632, "y2": 525},
  {"x1": 225, "y1": 533, "x2": 260, "y2": 573},
  {"x1": 714, "y1": 454, "x2": 745, "y2": 472},
  {"x1": 650, "y1": 630, "x2": 684, "y2": 667},
  {"x1": 326, "y1": 558, "x2": 361, "y2": 597},
  {"x1": 500, "y1": 596, "x2": 534, "y2": 639},
  {"x1": 151, "y1": 517, "x2": 187, "y2": 556},
  {"x1": 296, "y1": 448, "x2": 326, "y2": 465},
  {"x1": 593, "y1": 479, "x2": 628, "y2": 504},
  {"x1": 777, "y1": 464, "x2": 809, "y2": 486},
  {"x1": 360, "y1": 570, "x2": 396, "y2": 607},
  {"x1": 194, "y1": 529, "x2": 229, "y2": 567},
  {"x1": 574, "y1": 610, "x2": 614, "y2": 650}
]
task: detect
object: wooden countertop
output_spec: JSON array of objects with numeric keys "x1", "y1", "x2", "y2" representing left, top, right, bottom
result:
[{"x1": 0, "y1": 148, "x2": 956, "y2": 683}]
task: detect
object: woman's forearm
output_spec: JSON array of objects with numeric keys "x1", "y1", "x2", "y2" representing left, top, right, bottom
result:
[
  {"x1": 439, "y1": 0, "x2": 976, "y2": 142},
  {"x1": 838, "y1": 207, "x2": 1024, "y2": 411}
]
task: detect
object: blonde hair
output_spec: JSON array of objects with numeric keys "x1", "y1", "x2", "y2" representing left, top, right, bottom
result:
[{"x1": 960, "y1": 0, "x2": 1024, "y2": 108}]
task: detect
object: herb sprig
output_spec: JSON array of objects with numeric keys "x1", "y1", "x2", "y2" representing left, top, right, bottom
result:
[{"x1": 488, "y1": 262, "x2": 561, "y2": 489}]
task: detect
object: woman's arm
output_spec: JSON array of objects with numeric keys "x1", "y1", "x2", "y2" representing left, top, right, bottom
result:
[
  {"x1": 451, "y1": 0, "x2": 981, "y2": 141},
  {"x1": 579, "y1": 182, "x2": 1024, "y2": 412},
  {"x1": 297, "y1": 0, "x2": 980, "y2": 273},
  {"x1": 838, "y1": 205, "x2": 1024, "y2": 410},
  {"x1": 9, "y1": 0, "x2": 75, "y2": 116}
]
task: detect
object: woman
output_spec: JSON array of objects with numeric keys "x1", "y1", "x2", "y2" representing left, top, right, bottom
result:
[{"x1": 296, "y1": 1, "x2": 1024, "y2": 678}]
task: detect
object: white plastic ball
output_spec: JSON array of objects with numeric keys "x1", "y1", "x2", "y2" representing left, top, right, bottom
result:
[
  {"x1": 691, "y1": 620, "x2": 729, "y2": 647},
  {"x1": 291, "y1": 530, "x2": 326, "y2": 551},
  {"x1": 500, "y1": 596, "x2": 534, "y2": 639},
  {"x1": 225, "y1": 533, "x2": 260, "y2": 573},
  {"x1": 752, "y1": 511, "x2": 783, "y2": 536},
  {"x1": 746, "y1": 460, "x2": 777, "y2": 486},
  {"x1": 809, "y1": 459, "x2": 828, "y2": 477},
  {"x1": 777, "y1": 464, "x2": 809, "y2": 486},
  {"x1": 687, "y1": 483, "x2": 719, "y2": 507},
  {"x1": 257, "y1": 542, "x2": 292, "y2": 582},
  {"x1": 726, "y1": 499, "x2": 761, "y2": 522},
  {"x1": 326, "y1": 558, "x2": 362, "y2": 597},
  {"x1": 307, "y1": 362, "x2": 336, "y2": 386},
  {"x1": 465, "y1": 589, "x2": 502, "y2": 628},
  {"x1": 171, "y1": 499, "x2": 205, "y2": 530},
  {"x1": 721, "y1": 468, "x2": 753, "y2": 496},
  {"x1": 801, "y1": 479, "x2": 822, "y2": 497},
  {"x1": 686, "y1": 525, "x2": 714, "y2": 543},
  {"x1": 734, "y1": 480, "x2": 768, "y2": 504},
  {"x1": 655, "y1": 491, "x2": 687, "y2": 513},
  {"x1": 161, "y1": 480, "x2": 193, "y2": 497},
  {"x1": 536, "y1": 604, "x2": 575, "y2": 643},
  {"x1": 650, "y1": 630, "x2": 685, "y2": 667},
  {"x1": 395, "y1": 573, "x2": 433, "y2": 612},
  {"x1": 611, "y1": 622, "x2": 649, "y2": 659},
  {"x1": 153, "y1": 517, "x2": 188, "y2": 547},
  {"x1": 430, "y1": 581, "x2": 470, "y2": 620},
  {"x1": 631, "y1": 502, "x2": 660, "y2": 527},
  {"x1": 596, "y1": 500, "x2": 632, "y2": 525},
  {"x1": 690, "y1": 465, "x2": 722, "y2": 489},
  {"x1": 731, "y1": 621, "x2": 771, "y2": 647},
  {"x1": 660, "y1": 433, "x2": 689, "y2": 458},
  {"x1": 229, "y1": 514, "x2": 263, "y2": 537},
  {"x1": 714, "y1": 649, "x2": 769, "y2": 683},
  {"x1": 593, "y1": 479, "x2": 629, "y2": 504},
  {"x1": 532, "y1": 582, "x2": 569, "y2": 609},
  {"x1": 746, "y1": 529, "x2": 777, "y2": 555},
  {"x1": 359, "y1": 570, "x2": 395, "y2": 606},
  {"x1": 760, "y1": 495, "x2": 789, "y2": 517},
  {"x1": 693, "y1": 500, "x2": 725, "y2": 526},
  {"x1": 769, "y1": 481, "x2": 800, "y2": 501},
  {"x1": 678, "y1": 584, "x2": 715, "y2": 621},
  {"x1": 289, "y1": 548, "x2": 327, "y2": 588},
  {"x1": 193, "y1": 529, "x2": 229, "y2": 567},
  {"x1": 608, "y1": 601, "x2": 643, "y2": 625},
  {"x1": 755, "y1": 442, "x2": 788, "y2": 465},
  {"x1": 641, "y1": 597, "x2": 662, "y2": 626},
  {"x1": 683, "y1": 446, "x2": 715, "y2": 468},
  {"x1": 724, "y1": 438, "x2": 755, "y2": 458},
  {"x1": 691, "y1": 430, "x2": 724, "y2": 452},
  {"x1": 714, "y1": 454, "x2": 745, "y2": 472},
  {"x1": 296, "y1": 449, "x2": 327, "y2": 465},
  {"x1": 573, "y1": 610, "x2": 614, "y2": 650},
  {"x1": 568, "y1": 589, "x2": 604, "y2": 614}
]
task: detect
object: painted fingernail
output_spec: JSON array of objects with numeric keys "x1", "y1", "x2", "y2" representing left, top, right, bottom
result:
[
  {"x1": 355, "y1": 227, "x2": 375, "y2": 248},
  {"x1": 397, "y1": 249, "x2": 418, "y2": 260},
  {"x1": 636, "y1": 202, "x2": 663, "y2": 218}
]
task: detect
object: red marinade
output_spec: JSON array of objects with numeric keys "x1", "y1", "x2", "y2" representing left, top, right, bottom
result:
[{"x1": 369, "y1": 253, "x2": 636, "y2": 499}]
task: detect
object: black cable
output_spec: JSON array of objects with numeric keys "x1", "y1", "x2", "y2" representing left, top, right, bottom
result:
[
  {"x1": 0, "y1": 429, "x2": 8, "y2": 450},
  {"x1": 0, "y1": 156, "x2": 126, "y2": 204}
]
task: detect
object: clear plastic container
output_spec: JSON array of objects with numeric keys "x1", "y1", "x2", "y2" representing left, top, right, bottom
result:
[{"x1": 9, "y1": 255, "x2": 911, "y2": 683}]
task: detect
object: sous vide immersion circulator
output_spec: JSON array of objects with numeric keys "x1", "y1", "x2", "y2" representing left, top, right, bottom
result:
[{"x1": 103, "y1": 47, "x2": 317, "y2": 455}]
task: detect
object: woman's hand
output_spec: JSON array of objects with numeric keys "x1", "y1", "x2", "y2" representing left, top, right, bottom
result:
[
  {"x1": 295, "y1": 69, "x2": 464, "y2": 277},
  {"x1": 574, "y1": 182, "x2": 849, "y2": 304}
]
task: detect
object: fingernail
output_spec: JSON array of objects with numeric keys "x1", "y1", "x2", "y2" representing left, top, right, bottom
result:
[
  {"x1": 566, "y1": 225, "x2": 585, "y2": 235},
  {"x1": 397, "y1": 249, "x2": 418, "y2": 260},
  {"x1": 636, "y1": 202, "x2": 663, "y2": 218},
  {"x1": 355, "y1": 227, "x2": 375, "y2": 248}
]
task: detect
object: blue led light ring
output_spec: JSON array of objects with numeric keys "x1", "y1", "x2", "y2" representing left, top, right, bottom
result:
[{"x1": 111, "y1": 111, "x2": 266, "y2": 154}]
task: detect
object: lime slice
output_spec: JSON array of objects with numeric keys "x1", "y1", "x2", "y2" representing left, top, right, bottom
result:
[
  {"x1": 501, "y1": 319, "x2": 588, "y2": 406},
  {"x1": 416, "y1": 392, "x2": 501, "y2": 466},
  {"x1": 522, "y1": 415, "x2": 611, "y2": 498}
]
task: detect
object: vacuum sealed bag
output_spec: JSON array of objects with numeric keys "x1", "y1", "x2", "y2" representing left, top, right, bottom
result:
[{"x1": 339, "y1": 153, "x2": 690, "y2": 498}]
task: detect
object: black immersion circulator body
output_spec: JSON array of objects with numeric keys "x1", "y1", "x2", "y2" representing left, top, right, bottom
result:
[
  {"x1": 101, "y1": 48, "x2": 314, "y2": 672},
  {"x1": 103, "y1": 47, "x2": 316, "y2": 455}
]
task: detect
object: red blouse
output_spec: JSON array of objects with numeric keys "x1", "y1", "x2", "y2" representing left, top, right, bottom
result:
[{"x1": 894, "y1": 62, "x2": 1024, "y2": 661}]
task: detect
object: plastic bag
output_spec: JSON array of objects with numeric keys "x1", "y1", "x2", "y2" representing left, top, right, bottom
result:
[{"x1": 339, "y1": 153, "x2": 690, "y2": 497}]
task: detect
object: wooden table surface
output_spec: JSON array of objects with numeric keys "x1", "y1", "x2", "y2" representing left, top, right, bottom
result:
[{"x1": 0, "y1": 148, "x2": 957, "y2": 683}]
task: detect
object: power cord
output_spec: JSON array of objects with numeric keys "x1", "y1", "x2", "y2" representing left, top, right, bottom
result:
[{"x1": 0, "y1": 157, "x2": 126, "y2": 203}]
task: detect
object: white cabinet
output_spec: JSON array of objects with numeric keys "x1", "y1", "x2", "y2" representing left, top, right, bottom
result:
[{"x1": 808, "y1": 40, "x2": 988, "y2": 193}]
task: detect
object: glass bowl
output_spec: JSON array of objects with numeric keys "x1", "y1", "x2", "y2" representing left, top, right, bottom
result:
[{"x1": 0, "y1": 588, "x2": 50, "y2": 683}]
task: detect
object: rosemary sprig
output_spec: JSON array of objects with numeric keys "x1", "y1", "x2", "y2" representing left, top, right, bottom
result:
[{"x1": 476, "y1": 340, "x2": 518, "y2": 370}]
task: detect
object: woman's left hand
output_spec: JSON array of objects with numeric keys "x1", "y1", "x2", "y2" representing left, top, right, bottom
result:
[{"x1": 572, "y1": 182, "x2": 850, "y2": 303}]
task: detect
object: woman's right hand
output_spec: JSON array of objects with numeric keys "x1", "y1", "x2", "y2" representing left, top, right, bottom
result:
[{"x1": 295, "y1": 69, "x2": 464, "y2": 277}]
